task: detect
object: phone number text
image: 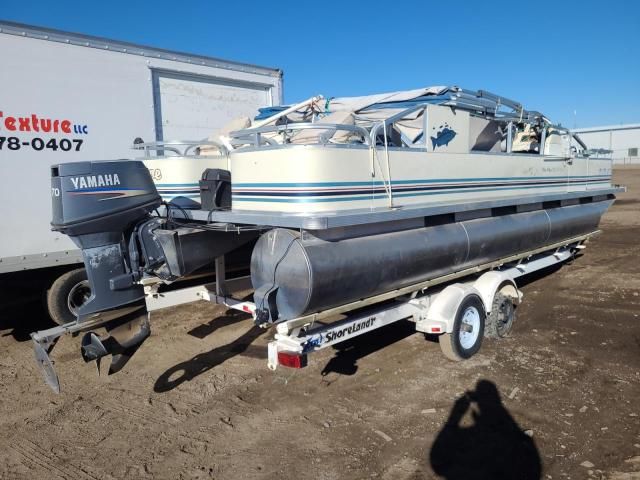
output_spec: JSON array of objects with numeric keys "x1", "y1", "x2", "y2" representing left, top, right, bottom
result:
[{"x1": 0, "y1": 136, "x2": 84, "y2": 152}]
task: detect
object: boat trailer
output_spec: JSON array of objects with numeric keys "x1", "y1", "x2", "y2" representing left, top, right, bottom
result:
[{"x1": 31, "y1": 232, "x2": 592, "y2": 393}]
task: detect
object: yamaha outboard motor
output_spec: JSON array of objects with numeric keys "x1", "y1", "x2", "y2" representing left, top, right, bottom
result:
[
  {"x1": 32, "y1": 159, "x2": 257, "y2": 392},
  {"x1": 49, "y1": 160, "x2": 162, "y2": 381},
  {"x1": 51, "y1": 160, "x2": 162, "y2": 320}
]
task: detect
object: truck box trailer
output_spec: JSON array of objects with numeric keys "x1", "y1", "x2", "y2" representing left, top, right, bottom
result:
[{"x1": 0, "y1": 21, "x2": 283, "y2": 323}]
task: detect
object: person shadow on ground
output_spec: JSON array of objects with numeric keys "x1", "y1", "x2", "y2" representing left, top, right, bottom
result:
[{"x1": 429, "y1": 379, "x2": 541, "y2": 480}]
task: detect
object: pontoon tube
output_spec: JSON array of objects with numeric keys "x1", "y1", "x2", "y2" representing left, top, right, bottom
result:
[{"x1": 251, "y1": 200, "x2": 612, "y2": 321}]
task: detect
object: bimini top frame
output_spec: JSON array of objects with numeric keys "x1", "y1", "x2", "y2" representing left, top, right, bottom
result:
[
  {"x1": 227, "y1": 86, "x2": 586, "y2": 151},
  {"x1": 248, "y1": 87, "x2": 544, "y2": 124}
]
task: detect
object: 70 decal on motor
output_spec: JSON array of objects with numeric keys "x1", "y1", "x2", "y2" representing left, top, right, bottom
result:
[{"x1": 0, "y1": 136, "x2": 83, "y2": 152}]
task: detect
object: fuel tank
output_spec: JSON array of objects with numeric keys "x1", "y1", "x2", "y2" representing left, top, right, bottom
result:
[{"x1": 251, "y1": 199, "x2": 612, "y2": 321}]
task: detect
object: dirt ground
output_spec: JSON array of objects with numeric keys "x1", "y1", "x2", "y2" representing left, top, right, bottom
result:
[{"x1": 1, "y1": 168, "x2": 639, "y2": 480}]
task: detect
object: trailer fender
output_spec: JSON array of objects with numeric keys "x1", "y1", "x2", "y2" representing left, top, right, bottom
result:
[
  {"x1": 472, "y1": 272, "x2": 522, "y2": 314},
  {"x1": 423, "y1": 284, "x2": 484, "y2": 334}
]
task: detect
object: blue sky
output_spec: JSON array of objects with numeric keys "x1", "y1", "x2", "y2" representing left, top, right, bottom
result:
[{"x1": 3, "y1": 0, "x2": 639, "y2": 127}]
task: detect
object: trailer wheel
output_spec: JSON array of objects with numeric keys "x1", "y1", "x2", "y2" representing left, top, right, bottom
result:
[
  {"x1": 47, "y1": 268, "x2": 91, "y2": 325},
  {"x1": 485, "y1": 292, "x2": 516, "y2": 339},
  {"x1": 439, "y1": 295, "x2": 485, "y2": 361}
]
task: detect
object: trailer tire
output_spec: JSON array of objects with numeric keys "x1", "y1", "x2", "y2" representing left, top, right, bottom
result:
[
  {"x1": 439, "y1": 295, "x2": 485, "y2": 361},
  {"x1": 485, "y1": 292, "x2": 516, "y2": 339},
  {"x1": 46, "y1": 268, "x2": 91, "y2": 325}
]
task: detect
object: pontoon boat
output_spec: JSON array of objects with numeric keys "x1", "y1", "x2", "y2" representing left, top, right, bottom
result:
[{"x1": 31, "y1": 86, "x2": 621, "y2": 391}]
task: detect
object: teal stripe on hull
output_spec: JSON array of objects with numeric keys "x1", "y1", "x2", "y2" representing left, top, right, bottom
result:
[{"x1": 232, "y1": 181, "x2": 611, "y2": 203}]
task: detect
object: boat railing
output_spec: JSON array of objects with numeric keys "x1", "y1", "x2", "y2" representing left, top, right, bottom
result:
[
  {"x1": 229, "y1": 123, "x2": 372, "y2": 147},
  {"x1": 368, "y1": 102, "x2": 430, "y2": 146},
  {"x1": 132, "y1": 140, "x2": 228, "y2": 157},
  {"x1": 443, "y1": 89, "x2": 545, "y2": 124},
  {"x1": 368, "y1": 102, "x2": 432, "y2": 208}
]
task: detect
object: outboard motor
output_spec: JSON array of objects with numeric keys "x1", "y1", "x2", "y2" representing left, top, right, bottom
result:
[
  {"x1": 51, "y1": 160, "x2": 162, "y2": 320},
  {"x1": 33, "y1": 159, "x2": 257, "y2": 392},
  {"x1": 49, "y1": 160, "x2": 162, "y2": 380}
]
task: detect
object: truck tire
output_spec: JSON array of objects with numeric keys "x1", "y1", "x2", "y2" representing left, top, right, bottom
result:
[
  {"x1": 439, "y1": 295, "x2": 485, "y2": 361},
  {"x1": 46, "y1": 268, "x2": 91, "y2": 325},
  {"x1": 485, "y1": 292, "x2": 516, "y2": 339}
]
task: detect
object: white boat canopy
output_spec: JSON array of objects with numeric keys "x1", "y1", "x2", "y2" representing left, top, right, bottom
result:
[{"x1": 201, "y1": 86, "x2": 593, "y2": 154}]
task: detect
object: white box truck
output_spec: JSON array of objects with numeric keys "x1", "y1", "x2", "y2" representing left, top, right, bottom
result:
[{"x1": 0, "y1": 21, "x2": 283, "y2": 324}]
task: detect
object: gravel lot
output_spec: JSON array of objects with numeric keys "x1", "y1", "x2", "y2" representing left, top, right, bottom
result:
[{"x1": 1, "y1": 167, "x2": 638, "y2": 480}]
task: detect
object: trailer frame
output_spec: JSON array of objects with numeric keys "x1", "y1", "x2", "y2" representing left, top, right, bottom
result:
[
  {"x1": 30, "y1": 231, "x2": 593, "y2": 392},
  {"x1": 141, "y1": 231, "x2": 595, "y2": 369}
]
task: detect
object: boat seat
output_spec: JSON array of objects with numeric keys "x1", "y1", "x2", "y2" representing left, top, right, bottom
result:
[
  {"x1": 543, "y1": 128, "x2": 570, "y2": 156},
  {"x1": 512, "y1": 124, "x2": 540, "y2": 153}
]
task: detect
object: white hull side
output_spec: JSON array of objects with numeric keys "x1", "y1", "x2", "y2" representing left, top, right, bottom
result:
[{"x1": 229, "y1": 146, "x2": 613, "y2": 213}]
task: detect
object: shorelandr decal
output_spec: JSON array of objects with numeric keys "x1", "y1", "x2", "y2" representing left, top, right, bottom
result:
[
  {"x1": 0, "y1": 110, "x2": 88, "y2": 153},
  {"x1": 324, "y1": 317, "x2": 377, "y2": 342}
]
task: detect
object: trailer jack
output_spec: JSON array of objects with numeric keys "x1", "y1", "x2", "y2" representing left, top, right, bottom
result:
[{"x1": 31, "y1": 308, "x2": 150, "y2": 394}]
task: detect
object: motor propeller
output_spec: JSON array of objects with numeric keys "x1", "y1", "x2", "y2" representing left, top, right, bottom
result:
[
  {"x1": 31, "y1": 308, "x2": 151, "y2": 393},
  {"x1": 80, "y1": 310, "x2": 151, "y2": 375}
]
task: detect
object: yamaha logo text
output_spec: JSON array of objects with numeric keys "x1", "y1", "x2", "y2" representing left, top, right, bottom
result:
[{"x1": 70, "y1": 174, "x2": 121, "y2": 190}]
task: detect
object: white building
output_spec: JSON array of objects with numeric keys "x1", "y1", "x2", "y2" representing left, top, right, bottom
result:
[{"x1": 573, "y1": 124, "x2": 640, "y2": 164}]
